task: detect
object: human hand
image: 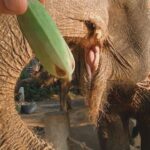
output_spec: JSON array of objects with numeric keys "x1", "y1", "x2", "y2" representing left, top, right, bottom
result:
[{"x1": 0, "y1": 0, "x2": 45, "y2": 15}]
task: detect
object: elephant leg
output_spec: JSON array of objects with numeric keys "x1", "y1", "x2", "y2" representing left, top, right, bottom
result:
[
  {"x1": 131, "y1": 78, "x2": 150, "y2": 150},
  {"x1": 97, "y1": 113, "x2": 130, "y2": 150},
  {"x1": 137, "y1": 119, "x2": 150, "y2": 150}
]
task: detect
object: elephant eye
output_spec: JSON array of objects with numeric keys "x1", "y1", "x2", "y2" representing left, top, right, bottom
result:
[{"x1": 84, "y1": 20, "x2": 96, "y2": 31}]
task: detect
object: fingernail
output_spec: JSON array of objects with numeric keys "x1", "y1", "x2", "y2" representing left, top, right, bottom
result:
[{"x1": 4, "y1": 0, "x2": 27, "y2": 14}]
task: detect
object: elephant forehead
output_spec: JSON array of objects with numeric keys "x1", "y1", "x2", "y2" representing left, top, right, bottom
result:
[{"x1": 45, "y1": 0, "x2": 109, "y2": 38}]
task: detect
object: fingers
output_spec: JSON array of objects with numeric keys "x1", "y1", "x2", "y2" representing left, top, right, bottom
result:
[
  {"x1": 40, "y1": 0, "x2": 45, "y2": 4},
  {"x1": 0, "y1": 0, "x2": 28, "y2": 14},
  {"x1": 0, "y1": 0, "x2": 45, "y2": 15}
]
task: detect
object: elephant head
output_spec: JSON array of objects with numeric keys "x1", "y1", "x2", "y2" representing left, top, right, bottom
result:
[
  {"x1": 0, "y1": 0, "x2": 150, "y2": 149},
  {"x1": 0, "y1": 0, "x2": 109, "y2": 149}
]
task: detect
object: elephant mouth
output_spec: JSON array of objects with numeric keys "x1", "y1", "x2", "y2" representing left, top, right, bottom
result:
[
  {"x1": 65, "y1": 20, "x2": 109, "y2": 82},
  {"x1": 81, "y1": 23, "x2": 108, "y2": 82},
  {"x1": 84, "y1": 45, "x2": 100, "y2": 81}
]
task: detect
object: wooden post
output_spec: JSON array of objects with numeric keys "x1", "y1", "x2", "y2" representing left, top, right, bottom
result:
[
  {"x1": 44, "y1": 111, "x2": 70, "y2": 150},
  {"x1": 18, "y1": 87, "x2": 25, "y2": 102}
]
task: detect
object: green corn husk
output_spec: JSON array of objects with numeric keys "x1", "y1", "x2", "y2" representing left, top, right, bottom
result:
[{"x1": 17, "y1": 0, "x2": 75, "y2": 81}]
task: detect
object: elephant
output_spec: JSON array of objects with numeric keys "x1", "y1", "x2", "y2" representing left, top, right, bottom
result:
[{"x1": 0, "y1": 0, "x2": 150, "y2": 150}]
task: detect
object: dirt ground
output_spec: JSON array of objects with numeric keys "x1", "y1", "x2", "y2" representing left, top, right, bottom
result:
[{"x1": 22, "y1": 94, "x2": 141, "y2": 150}]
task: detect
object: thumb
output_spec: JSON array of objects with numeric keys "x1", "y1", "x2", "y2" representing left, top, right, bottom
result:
[
  {"x1": 40, "y1": 0, "x2": 45, "y2": 4},
  {"x1": 3, "y1": 0, "x2": 28, "y2": 14}
]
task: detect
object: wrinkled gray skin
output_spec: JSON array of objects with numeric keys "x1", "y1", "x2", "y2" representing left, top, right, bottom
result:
[{"x1": 0, "y1": 0, "x2": 150, "y2": 150}]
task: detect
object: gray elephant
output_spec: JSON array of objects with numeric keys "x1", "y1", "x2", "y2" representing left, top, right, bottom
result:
[{"x1": 0, "y1": 0, "x2": 150, "y2": 150}]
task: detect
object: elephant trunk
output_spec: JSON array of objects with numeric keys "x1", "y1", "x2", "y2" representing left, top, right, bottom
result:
[{"x1": 0, "y1": 15, "x2": 54, "y2": 150}]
